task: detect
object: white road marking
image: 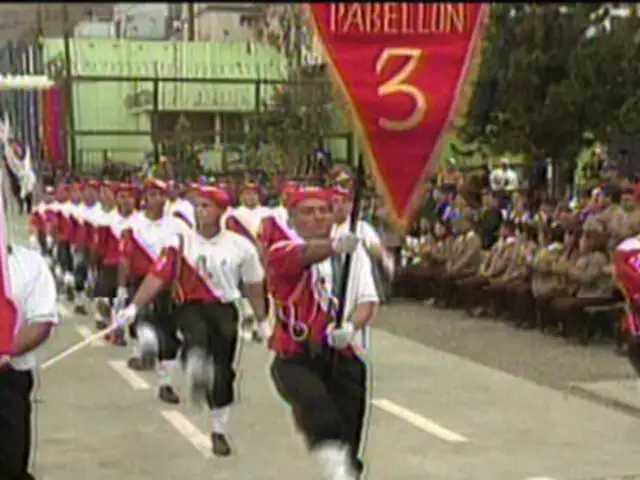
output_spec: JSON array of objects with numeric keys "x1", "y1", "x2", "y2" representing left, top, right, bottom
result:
[
  {"x1": 107, "y1": 360, "x2": 151, "y2": 391},
  {"x1": 74, "y1": 325, "x2": 107, "y2": 347},
  {"x1": 372, "y1": 398, "x2": 469, "y2": 443},
  {"x1": 161, "y1": 410, "x2": 212, "y2": 459}
]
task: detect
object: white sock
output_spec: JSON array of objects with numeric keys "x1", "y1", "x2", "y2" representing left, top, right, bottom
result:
[
  {"x1": 184, "y1": 348, "x2": 214, "y2": 396},
  {"x1": 63, "y1": 272, "x2": 75, "y2": 287},
  {"x1": 137, "y1": 323, "x2": 159, "y2": 354},
  {"x1": 159, "y1": 360, "x2": 176, "y2": 387},
  {"x1": 312, "y1": 441, "x2": 356, "y2": 480},
  {"x1": 212, "y1": 406, "x2": 231, "y2": 435}
]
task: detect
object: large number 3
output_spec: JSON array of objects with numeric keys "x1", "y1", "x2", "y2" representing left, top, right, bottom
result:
[{"x1": 376, "y1": 48, "x2": 427, "y2": 132}]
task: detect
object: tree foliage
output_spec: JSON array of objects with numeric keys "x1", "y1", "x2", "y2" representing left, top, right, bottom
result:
[
  {"x1": 462, "y1": 4, "x2": 640, "y2": 164},
  {"x1": 247, "y1": 4, "x2": 342, "y2": 174},
  {"x1": 247, "y1": 66, "x2": 339, "y2": 173}
]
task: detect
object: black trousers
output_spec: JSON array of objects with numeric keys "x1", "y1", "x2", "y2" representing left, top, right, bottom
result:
[
  {"x1": 270, "y1": 352, "x2": 367, "y2": 473},
  {"x1": 93, "y1": 265, "x2": 118, "y2": 300},
  {"x1": 56, "y1": 241, "x2": 73, "y2": 273},
  {"x1": 36, "y1": 232, "x2": 48, "y2": 255},
  {"x1": 160, "y1": 301, "x2": 239, "y2": 409},
  {"x1": 0, "y1": 368, "x2": 34, "y2": 480},
  {"x1": 73, "y1": 248, "x2": 90, "y2": 293},
  {"x1": 24, "y1": 194, "x2": 33, "y2": 215},
  {"x1": 144, "y1": 289, "x2": 179, "y2": 361}
]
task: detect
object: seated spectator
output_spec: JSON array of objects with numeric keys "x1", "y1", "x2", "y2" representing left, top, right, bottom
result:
[
  {"x1": 531, "y1": 224, "x2": 566, "y2": 331},
  {"x1": 436, "y1": 213, "x2": 483, "y2": 307},
  {"x1": 457, "y1": 220, "x2": 518, "y2": 316},
  {"x1": 486, "y1": 221, "x2": 539, "y2": 326},
  {"x1": 534, "y1": 197, "x2": 557, "y2": 227},
  {"x1": 399, "y1": 220, "x2": 454, "y2": 301},
  {"x1": 550, "y1": 229, "x2": 614, "y2": 338},
  {"x1": 544, "y1": 223, "x2": 583, "y2": 333},
  {"x1": 507, "y1": 191, "x2": 532, "y2": 231}
]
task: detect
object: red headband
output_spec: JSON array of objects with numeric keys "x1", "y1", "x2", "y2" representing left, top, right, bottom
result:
[
  {"x1": 194, "y1": 186, "x2": 231, "y2": 208},
  {"x1": 286, "y1": 187, "x2": 332, "y2": 209}
]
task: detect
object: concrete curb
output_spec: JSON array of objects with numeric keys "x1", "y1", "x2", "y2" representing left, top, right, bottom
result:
[{"x1": 569, "y1": 380, "x2": 640, "y2": 418}]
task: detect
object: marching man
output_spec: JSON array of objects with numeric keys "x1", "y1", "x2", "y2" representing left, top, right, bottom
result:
[
  {"x1": 92, "y1": 183, "x2": 138, "y2": 344},
  {"x1": 118, "y1": 178, "x2": 192, "y2": 403},
  {"x1": 113, "y1": 185, "x2": 271, "y2": 456},
  {"x1": 266, "y1": 187, "x2": 379, "y2": 480}
]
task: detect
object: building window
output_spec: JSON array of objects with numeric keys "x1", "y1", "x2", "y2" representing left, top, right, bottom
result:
[{"x1": 220, "y1": 112, "x2": 248, "y2": 146}]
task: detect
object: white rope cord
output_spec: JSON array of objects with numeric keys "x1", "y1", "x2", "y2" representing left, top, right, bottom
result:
[{"x1": 0, "y1": 75, "x2": 54, "y2": 90}]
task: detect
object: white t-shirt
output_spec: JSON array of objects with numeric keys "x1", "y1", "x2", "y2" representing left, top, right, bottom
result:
[
  {"x1": 490, "y1": 167, "x2": 519, "y2": 192},
  {"x1": 8, "y1": 245, "x2": 59, "y2": 371},
  {"x1": 314, "y1": 243, "x2": 379, "y2": 350},
  {"x1": 332, "y1": 219, "x2": 382, "y2": 248}
]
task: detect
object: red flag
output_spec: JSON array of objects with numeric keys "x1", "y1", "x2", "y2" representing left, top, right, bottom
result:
[
  {"x1": 0, "y1": 184, "x2": 17, "y2": 355},
  {"x1": 307, "y1": 3, "x2": 488, "y2": 229}
]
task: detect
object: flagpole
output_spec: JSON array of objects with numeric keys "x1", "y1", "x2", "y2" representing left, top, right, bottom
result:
[{"x1": 333, "y1": 153, "x2": 365, "y2": 329}]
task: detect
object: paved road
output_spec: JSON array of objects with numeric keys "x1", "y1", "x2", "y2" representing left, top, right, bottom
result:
[
  {"x1": 31, "y1": 302, "x2": 640, "y2": 480},
  {"x1": 8, "y1": 212, "x2": 640, "y2": 479},
  {"x1": 375, "y1": 300, "x2": 634, "y2": 390}
]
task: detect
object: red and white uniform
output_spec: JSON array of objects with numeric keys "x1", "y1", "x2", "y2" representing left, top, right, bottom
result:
[
  {"x1": 120, "y1": 211, "x2": 192, "y2": 278},
  {"x1": 266, "y1": 239, "x2": 379, "y2": 356},
  {"x1": 28, "y1": 201, "x2": 49, "y2": 236},
  {"x1": 94, "y1": 208, "x2": 136, "y2": 267},
  {"x1": 149, "y1": 229, "x2": 264, "y2": 304},
  {"x1": 222, "y1": 205, "x2": 271, "y2": 245},
  {"x1": 53, "y1": 201, "x2": 74, "y2": 244},
  {"x1": 257, "y1": 212, "x2": 296, "y2": 253},
  {"x1": 165, "y1": 197, "x2": 196, "y2": 228},
  {"x1": 79, "y1": 202, "x2": 103, "y2": 253}
]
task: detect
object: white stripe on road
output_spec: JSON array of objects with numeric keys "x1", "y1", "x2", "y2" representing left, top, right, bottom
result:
[
  {"x1": 74, "y1": 325, "x2": 107, "y2": 347},
  {"x1": 107, "y1": 360, "x2": 151, "y2": 391},
  {"x1": 161, "y1": 410, "x2": 212, "y2": 459},
  {"x1": 372, "y1": 398, "x2": 469, "y2": 443}
]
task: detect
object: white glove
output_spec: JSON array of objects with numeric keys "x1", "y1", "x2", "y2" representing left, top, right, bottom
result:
[
  {"x1": 86, "y1": 268, "x2": 97, "y2": 288},
  {"x1": 112, "y1": 303, "x2": 138, "y2": 328},
  {"x1": 326, "y1": 322, "x2": 356, "y2": 350},
  {"x1": 45, "y1": 235, "x2": 53, "y2": 248},
  {"x1": 332, "y1": 233, "x2": 359, "y2": 255},
  {"x1": 113, "y1": 286, "x2": 129, "y2": 311},
  {"x1": 254, "y1": 319, "x2": 273, "y2": 342}
]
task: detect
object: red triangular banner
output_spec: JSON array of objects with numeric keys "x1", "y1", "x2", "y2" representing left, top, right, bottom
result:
[{"x1": 307, "y1": 3, "x2": 488, "y2": 229}]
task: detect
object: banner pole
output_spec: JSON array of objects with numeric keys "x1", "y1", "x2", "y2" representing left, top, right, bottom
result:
[{"x1": 334, "y1": 153, "x2": 365, "y2": 329}]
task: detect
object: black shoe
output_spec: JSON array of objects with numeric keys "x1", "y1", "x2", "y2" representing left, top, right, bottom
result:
[
  {"x1": 127, "y1": 356, "x2": 155, "y2": 371},
  {"x1": 74, "y1": 304, "x2": 88, "y2": 315},
  {"x1": 158, "y1": 385, "x2": 180, "y2": 404},
  {"x1": 211, "y1": 432, "x2": 232, "y2": 457},
  {"x1": 251, "y1": 330, "x2": 261, "y2": 343},
  {"x1": 95, "y1": 319, "x2": 108, "y2": 330}
]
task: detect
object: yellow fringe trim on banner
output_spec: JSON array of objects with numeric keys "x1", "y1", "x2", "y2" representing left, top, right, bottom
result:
[{"x1": 305, "y1": 4, "x2": 490, "y2": 234}]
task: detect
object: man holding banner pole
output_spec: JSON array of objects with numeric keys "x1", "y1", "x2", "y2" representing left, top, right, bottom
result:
[{"x1": 264, "y1": 3, "x2": 487, "y2": 478}]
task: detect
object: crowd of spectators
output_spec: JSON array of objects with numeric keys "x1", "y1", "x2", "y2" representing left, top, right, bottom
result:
[{"x1": 388, "y1": 159, "x2": 639, "y2": 349}]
